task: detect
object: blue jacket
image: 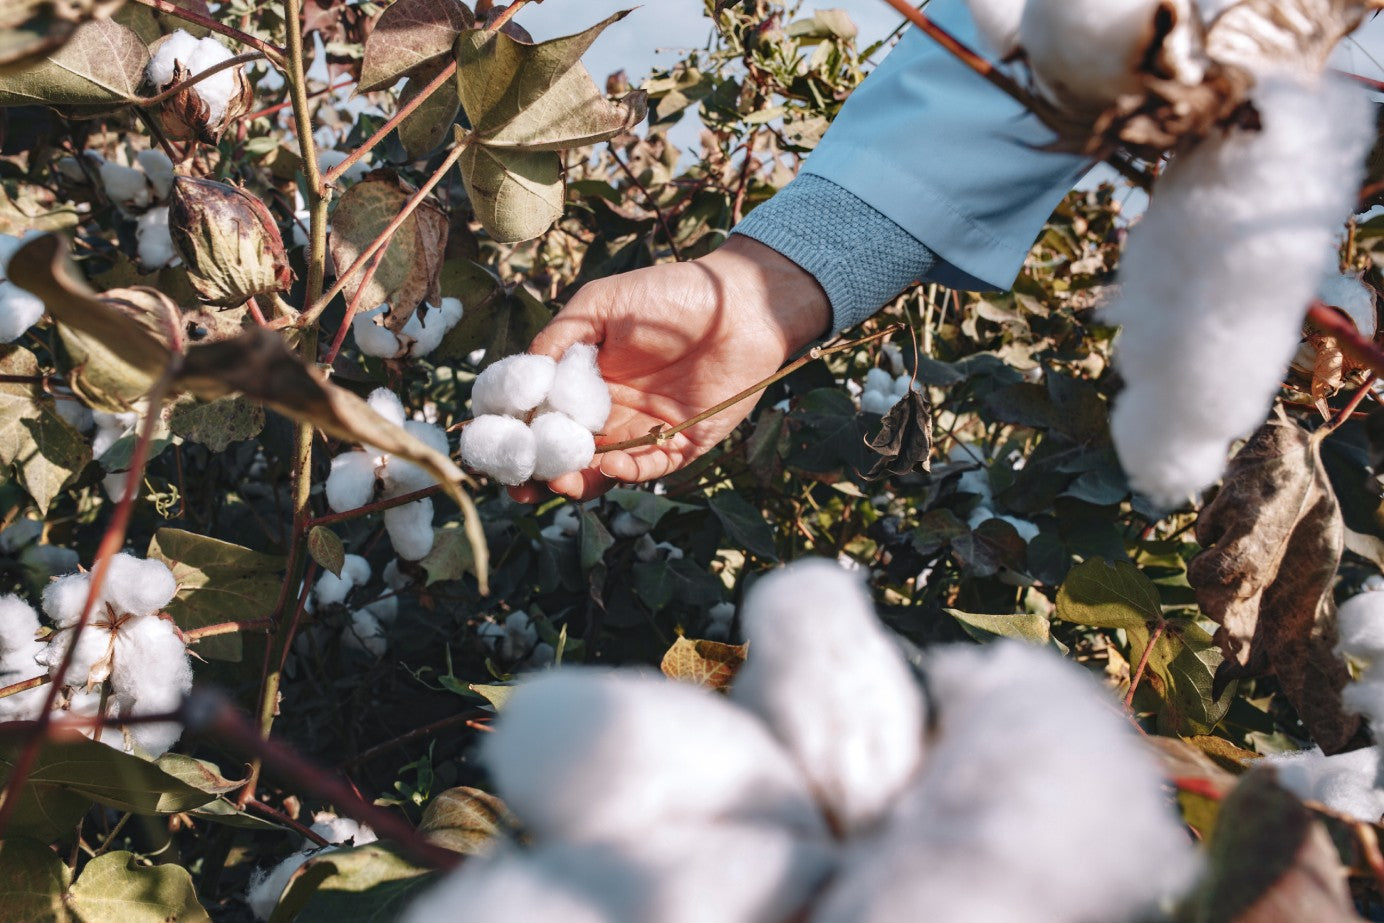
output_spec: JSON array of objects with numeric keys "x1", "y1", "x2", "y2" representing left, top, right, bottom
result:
[{"x1": 735, "y1": 0, "x2": 1092, "y2": 333}]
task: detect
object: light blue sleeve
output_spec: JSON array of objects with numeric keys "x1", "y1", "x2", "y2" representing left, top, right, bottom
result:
[{"x1": 734, "y1": 0, "x2": 1093, "y2": 333}]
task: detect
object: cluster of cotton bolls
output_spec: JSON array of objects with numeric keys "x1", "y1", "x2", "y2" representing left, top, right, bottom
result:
[
  {"x1": 1265, "y1": 583, "x2": 1384, "y2": 821},
  {"x1": 299, "y1": 554, "x2": 404, "y2": 659},
  {"x1": 88, "y1": 149, "x2": 176, "y2": 212},
  {"x1": 352, "y1": 298, "x2": 464, "y2": 360},
  {"x1": 858, "y1": 367, "x2": 917, "y2": 416},
  {"x1": 324, "y1": 389, "x2": 447, "y2": 561},
  {"x1": 245, "y1": 813, "x2": 376, "y2": 921},
  {"x1": 477, "y1": 610, "x2": 554, "y2": 670},
  {"x1": 146, "y1": 31, "x2": 241, "y2": 126},
  {"x1": 9, "y1": 554, "x2": 192, "y2": 756},
  {"x1": 946, "y1": 443, "x2": 1039, "y2": 543},
  {"x1": 0, "y1": 230, "x2": 44, "y2": 343},
  {"x1": 460, "y1": 345, "x2": 611, "y2": 486},
  {"x1": 400, "y1": 559, "x2": 1196, "y2": 923}
]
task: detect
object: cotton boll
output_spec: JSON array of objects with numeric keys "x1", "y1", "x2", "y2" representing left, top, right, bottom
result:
[
  {"x1": 733, "y1": 559, "x2": 925, "y2": 834},
  {"x1": 246, "y1": 852, "x2": 312, "y2": 922},
  {"x1": 0, "y1": 282, "x2": 44, "y2": 342},
  {"x1": 544, "y1": 344, "x2": 611, "y2": 433},
  {"x1": 382, "y1": 559, "x2": 411, "y2": 591},
  {"x1": 478, "y1": 611, "x2": 538, "y2": 662},
  {"x1": 439, "y1": 296, "x2": 463, "y2": 326},
  {"x1": 552, "y1": 504, "x2": 581, "y2": 536},
  {"x1": 344, "y1": 609, "x2": 387, "y2": 658},
  {"x1": 146, "y1": 29, "x2": 201, "y2": 87},
  {"x1": 352, "y1": 305, "x2": 402, "y2": 358},
  {"x1": 42, "y1": 572, "x2": 93, "y2": 628},
  {"x1": 314, "y1": 554, "x2": 370, "y2": 607},
  {"x1": 483, "y1": 669, "x2": 824, "y2": 842},
  {"x1": 530, "y1": 412, "x2": 596, "y2": 482},
  {"x1": 398, "y1": 845, "x2": 614, "y2": 923},
  {"x1": 815, "y1": 641, "x2": 1198, "y2": 923},
  {"x1": 186, "y1": 36, "x2": 238, "y2": 122},
  {"x1": 610, "y1": 510, "x2": 651, "y2": 538},
  {"x1": 459, "y1": 414, "x2": 537, "y2": 486},
  {"x1": 103, "y1": 553, "x2": 178, "y2": 617},
  {"x1": 136, "y1": 207, "x2": 177, "y2": 269},
  {"x1": 362, "y1": 594, "x2": 398, "y2": 626},
  {"x1": 471, "y1": 353, "x2": 558, "y2": 417},
  {"x1": 38, "y1": 623, "x2": 114, "y2": 688},
  {"x1": 1268, "y1": 746, "x2": 1384, "y2": 822},
  {"x1": 325, "y1": 451, "x2": 377, "y2": 513},
  {"x1": 1318, "y1": 271, "x2": 1377, "y2": 338},
  {"x1": 366, "y1": 387, "x2": 406, "y2": 428},
  {"x1": 864, "y1": 368, "x2": 893, "y2": 394},
  {"x1": 890, "y1": 374, "x2": 915, "y2": 398},
  {"x1": 859, "y1": 389, "x2": 894, "y2": 415},
  {"x1": 135, "y1": 149, "x2": 176, "y2": 200},
  {"x1": 384, "y1": 498, "x2": 435, "y2": 561},
  {"x1": 400, "y1": 303, "x2": 458, "y2": 358},
  {"x1": 91, "y1": 410, "x2": 137, "y2": 459},
  {"x1": 1338, "y1": 590, "x2": 1384, "y2": 662},
  {"x1": 111, "y1": 617, "x2": 191, "y2": 755},
  {"x1": 53, "y1": 398, "x2": 92, "y2": 432},
  {"x1": 964, "y1": 0, "x2": 1026, "y2": 57},
  {"x1": 99, "y1": 161, "x2": 152, "y2": 210},
  {"x1": 383, "y1": 421, "x2": 449, "y2": 494},
  {"x1": 1107, "y1": 75, "x2": 1372, "y2": 508}
]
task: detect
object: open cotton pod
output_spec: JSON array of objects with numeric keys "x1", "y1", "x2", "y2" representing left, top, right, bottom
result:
[
  {"x1": 1290, "y1": 269, "x2": 1377, "y2": 402},
  {"x1": 146, "y1": 30, "x2": 254, "y2": 143}
]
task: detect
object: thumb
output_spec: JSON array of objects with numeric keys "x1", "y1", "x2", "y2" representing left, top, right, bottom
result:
[{"x1": 529, "y1": 300, "x2": 605, "y2": 361}]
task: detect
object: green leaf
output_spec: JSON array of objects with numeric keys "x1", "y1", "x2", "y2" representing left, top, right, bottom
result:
[
  {"x1": 951, "y1": 519, "x2": 1026, "y2": 578},
  {"x1": 1055, "y1": 558, "x2": 1162, "y2": 631},
  {"x1": 153, "y1": 754, "x2": 241, "y2": 795},
  {"x1": 147, "y1": 528, "x2": 284, "y2": 662},
  {"x1": 418, "y1": 786, "x2": 510, "y2": 855},
  {"x1": 328, "y1": 172, "x2": 448, "y2": 328},
  {"x1": 307, "y1": 526, "x2": 346, "y2": 578},
  {"x1": 397, "y1": 62, "x2": 461, "y2": 159},
  {"x1": 273, "y1": 843, "x2": 434, "y2": 923},
  {"x1": 632, "y1": 557, "x2": 723, "y2": 612},
  {"x1": 0, "y1": 837, "x2": 70, "y2": 922},
  {"x1": 1129, "y1": 617, "x2": 1235, "y2": 736},
  {"x1": 0, "y1": 735, "x2": 218, "y2": 816},
  {"x1": 185, "y1": 797, "x2": 286, "y2": 830},
  {"x1": 0, "y1": 775, "x2": 91, "y2": 843},
  {"x1": 707, "y1": 490, "x2": 778, "y2": 560},
  {"x1": 67, "y1": 850, "x2": 209, "y2": 922},
  {"x1": 478, "y1": 61, "x2": 646, "y2": 151},
  {"x1": 579, "y1": 507, "x2": 614, "y2": 572},
  {"x1": 467, "y1": 682, "x2": 513, "y2": 709},
  {"x1": 358, "y1": 0, "x2": 473, "y2": 92},
  {"x1": 443, "y1": 281, "x2": 550, "y2": 366},
  {"x1": 168, "y1": 395, "x2": 265, "y2": 452},
  {"x1": 457, "y1": 143, "x2": 563, "y2": 244},
  {"x1": 419, "y1": 523, "x2": 475, "y2": 585},
  {"x1": 946, "y1": 609, "x2": 1051, "y2": 645},
  {"x1": 605, "y1": 489, "x2": 697, "y2": 529},
  {"x1": 0, "y1": 18, "x2": 147, "y2": 109}
]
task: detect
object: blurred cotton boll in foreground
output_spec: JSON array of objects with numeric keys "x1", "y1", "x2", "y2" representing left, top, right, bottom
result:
[
  {"x1": 0, "y1": 231, "x2": 46, "y2": 342},
  {"x1": 403, "y1": 559, "x2": 1196, "y2": 923},
  {"x1": 246, "y1": 813, "x2": 376, "y2": 921}
]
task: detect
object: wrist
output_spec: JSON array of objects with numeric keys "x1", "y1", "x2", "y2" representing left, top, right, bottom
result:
[{"x1": 699, "y1": 235, "x2": 831, "y2": 358}]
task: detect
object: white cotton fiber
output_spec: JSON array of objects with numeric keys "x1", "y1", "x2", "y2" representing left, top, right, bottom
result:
[
  {"x1": 471, "y1": 354, "x2": 557, "y2": 418},
  {"x1": 0, "y1": 281, "x2": 44, "y2": 343},
  {"x1": 544, "y1": 344, "x2": 611, "y2": 433},
  {"x1": 137, "y1": 206, "x2": 177, "y2": 269},
  {"x1": 42, "y1": 572, "x2": 93, "y2": 628},
  {"x1": 314, "y1": 554, "x2": 369, "y2": 606},
  {"x1": 1020, "y1": 0, "x2": 1203, "y2": 113},
  {"x1": 382, "y1": 421, "x2": 449, "y2": 494},
  {"x1": 382, "y1": 558, "x2": 410, "y2": 590},
  {"x1": 1107, "y1": 74, "x2": 1373, "y2": 508},
  {"x1": 1318, "y1": 270, "x2": 1377, "y2": 337},
  {"x1": 459, "y1": 415, "x2": 537, "y2": 486},
  {"x1": 147, "y1": 29, "x2": 200, "y2": 87},
  {"x1": 864, "y1": 368, "x2": 893, "y2": 395},
  {"x1": 383, "y1": 498, "x2": 434, "y2": 561},
  {"x1": 478, "y1": 611, "x2": 538, "y2": 662},
  {"x1": 352, "y1": 305, "x2": 401, "y2": 358},
  {"x1": 483, "y1": 668, "x2": 824, "y2": 842},
  {"x1": 733, "y1": 559, "x2": 926, "y2": 834},
  {"x1": 310, "y1": 812, "x2": 376, "y2": 846},
  {"x1": 366, "y1": 387, "x2": 407, "y2": 428},
  {"x1": 399, "y1": 302, "x2": 460, "y2": 358},
  {"x1": 398, "y1": 845, "x2": 613, "y2": 923},
  {"x1": 146, "y1": 32, "x2": 238, "y2": 122},
  {"x1": 325, "y1": 451, "x2": 377, "y2": 513},
  {"x1": 529, "y1": 413, "x2": 596, "y2": 482},
  {"x1": 610, "y1": 511, "x2": 651, "y2": 538},
  {"x1": 111, "y1": 615, "x2": 191, "y2": 755},
  {"x1": 1338, "y1": 589, "x2": 1384, "y2": 662},
  {"x1": 136, "y1": 149, "x2": 175, "y2": 200},
  {"x1": 860, "y1": 390, "x2": 893, "y2": 415},
  {"x1": 1268, "y1": 746, "x2": 1384, "y2": 822},
  {"x1": 246, "y1": 852, "x2": 312, "y2": 922},
  {"x1": 0, "y1": 594, "x2": 40, "y2": 654},
  {"x1": 964, "y1": 0, "x2": 1026, "y2": 57},
  {"x1": 344, "y1": 609, "x2": 387, "y2": 658},
  {"x1": 103, "y1": 553, "x2": 178, "y2": 617},
  {"x1": 813, "y1": 641, "x2": 1198, "y2": 923},
  {"x1": 92, "y1": 411, "x2": 137, "y2": 459},
  {"x1": 38, "y1": 621, "x2": 113, "y2": 688},
  {"x1": 100, "y1": 161, "x2": 152, "y2": 210}
]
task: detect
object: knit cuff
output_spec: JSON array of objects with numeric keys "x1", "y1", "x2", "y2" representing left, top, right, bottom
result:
[{"x1": 732, "y1": 173, "x2": 937, "y2": 334}]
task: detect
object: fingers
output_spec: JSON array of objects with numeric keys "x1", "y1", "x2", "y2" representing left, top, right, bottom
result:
[
  {"x1": 504, "y1": 465, "x2": 617, "y2": 505},
  {"x1": 529, "y1": 295, "x2": 605, "y2": 360}
]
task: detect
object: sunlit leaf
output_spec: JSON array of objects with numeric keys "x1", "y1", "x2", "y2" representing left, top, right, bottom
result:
[
  {"x1": 0, "y1": 18, "x2": 147, "y2": 108},
  {"x1": 358, "y1": 0, "x2": 472, "y2": 92},
  {"x1": 660, "y1": 636, "x2": 747, "y2": 690}
]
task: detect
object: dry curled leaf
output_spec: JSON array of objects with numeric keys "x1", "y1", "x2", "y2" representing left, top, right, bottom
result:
[
  {"x1": 863, "y1": 389, "x2": 932, "y2": 479},
  {"x1": 1205, "y1": 0, "x2": 1380, "y2": 76},
  {"x1": 660, "y1": 636, "x2": 748, "y2": 691},
  {"x1": 1187, "y1": 406, "x2": 1358, "y2": 753}
]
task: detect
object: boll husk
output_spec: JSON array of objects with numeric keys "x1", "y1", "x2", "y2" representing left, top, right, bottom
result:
[
  {"x1": 168, "y1": 176, "x2": 292, "y2": 306},
  {"x1": 146, "y1": 30, "x2": 254, "y2": 144}
]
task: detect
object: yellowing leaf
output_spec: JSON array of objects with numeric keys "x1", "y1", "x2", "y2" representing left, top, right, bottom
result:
[
  {"x1": 397, "y1": 61, "x2": 461, "y2": 159},
  {"x1": 458, "y1": 143, "x2": 562, "y2": 243},
  {"x1": 418, "y1": 786, "x2": 511, "y2": 855},
  {"x1": 661, "y1": 636, "x2": 748, "y2": 691},
  {"x1": 68, "y1": 850, "x2": 210, "y2": 922}
]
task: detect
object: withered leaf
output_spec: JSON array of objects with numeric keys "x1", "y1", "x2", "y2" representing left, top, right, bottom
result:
[
  {"x1": 1182, "y1": 769, "x2": 1362, "y2": 923},
  {"x1": 1206, "y1": 0, "x2": 1373, "y2": 76},
  {"x1": 660, "y1": 636, "x2": 748, "y2": 691},
  {"x1": 864, "y1": 389, "x2": 932, "y2": 479},
  {"x1": 0, "y1": 17, "x2": 147, "y2": 108},
  {"x1": 328, "y1": 170, "x2": 448, "y2": 330},
  {"x1": 1188, "y1": 406, "x2": 1357, "y2": 753},
  {"x1": 0, "y1": 0, "x2": 126, "y2": 72},
  {"x1": 358, "y1": 0, "x2": 472, "y2": 93},
  {"x1": 418, "y1": 786, "x2": 511, "y2": 856}
]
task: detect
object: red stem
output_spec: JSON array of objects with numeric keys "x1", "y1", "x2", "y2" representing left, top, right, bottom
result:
[
  {"x1": 0, "y1": 674, "x2": 49, "y2": 700},
  {"x1": 306, "y1": 485, "x2": 443, "y2": 528},
  {"x1": 1126, "y1": 620, "x2": 1166, "y2": 708},
  {"x1": 322, "y1": 61, "x2": 458, "y2": 189},
  {"x1": 323, "y1": 253, "x2": 386, "y2": 365},
  {"x1": 184, "y1": 618, "x2": 275, "y2": 642}
]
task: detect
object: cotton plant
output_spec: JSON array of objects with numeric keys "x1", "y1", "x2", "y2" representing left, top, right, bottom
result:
[
  {"x1": 0, "y1": 230, "x2": 45, "y2": 342},
  {"x1": 400, "y1": 559, "x2": 1197, "y2": 923},
  {"x1": 352, "y1": 298, "x2": 464, "y2": 360},
  {"x1": 0, "y1": 518, "x2": 79, "y2": 586},
  {"x1": 245, "y1": 813, "x2": 377, "y2": 921},
  {"x1": 323, "y1": 388, "x2": 449, "y2": 561},
  {"x1": 33, "y1": 553, "x2": 191, "y2": 756},
  {"x1": 145, "y1": 30, "x2": 251, "y2": 141},
  {"x1": 460, "y1": 345, "x2": 612, "y2": 486}
]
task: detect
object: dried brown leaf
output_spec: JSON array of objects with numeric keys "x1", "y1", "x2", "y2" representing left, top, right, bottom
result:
[
  {"x1": 660, "y1": 636, "x2": 748, "y2": 691},
  {"x1": 358, "y1": 0, "x2": 473, "y2": 93},
  {"x1": 864, "y1": 389, "x2": 932, "y2": 479},
  {"x1": 0, "y1": 0, "x2": 126, "y2": 72},
  {"x1": 0, "y1": 17, "x2": 147, "y2": 108},
  {"x1": 1188, "y1": 406, "x2": 1358, "y2": 753}
]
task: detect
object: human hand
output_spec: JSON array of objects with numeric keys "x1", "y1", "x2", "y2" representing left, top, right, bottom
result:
[{"x1": 508, "y1": 236, "x2": 831, "y2": 502}]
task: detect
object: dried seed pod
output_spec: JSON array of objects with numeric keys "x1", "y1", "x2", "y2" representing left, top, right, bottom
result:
[{"x1": 168, "y1": 176, "x2": 292, "y2": 307}]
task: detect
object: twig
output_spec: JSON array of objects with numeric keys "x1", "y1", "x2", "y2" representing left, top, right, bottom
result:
[
  {"x1": 246, "y1": 798, "x2": 332, "y2": 847},
  {"x1": 323, "y1": 62, "x2": 458, "y2": 189},
  {"x1": 184, "y1": 618, "x2": 275, "y2": 642},
  {"x1": 129, "y1": 0, "x2": 286, "y2": 65},
  {"x1": 595, "y1": 324, "x2": 904, "y2": 454},
  {"x1": 0, "y1": 674, "x2": 49, "y2": 700},
  {"x1": 1126, "y1": 620, "x2": 1166, "y2": 708},
  {"x1": 342, "y1": 707, "x2": 493, "y2": 768},
  {"x1": 140, "y1": 53, "x2": 266, "y2": 106},
  {"x1": 242, "y1": 77, "x2": 354, "y2": 123},
  {"x1": 609, "y1": 142, "x2": 684, "y2": 261},
  {"x1": 306, "y1": 486, "x2": 443, "y2": 528},
  {"x1": 487, "y1": 0, "x2": 528, "y2": 32},
  {"x1": 1318, "y1": 374, "x2": 1377, "y2": 438},
  {"x1": 1308, "y1": 300, "x2": 1384, "y2": 378},
  {"x1": 322, "y1": 252, "x2": 385, "y2": 366}
]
